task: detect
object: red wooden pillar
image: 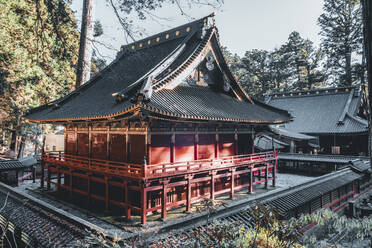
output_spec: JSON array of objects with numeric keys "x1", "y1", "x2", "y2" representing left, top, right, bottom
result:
[
  {"x1": 88, "y1": 124, "x2": 92, "y2": 158},
  {"x1": 215, "y1": 131, "x2": 219, "y2": 159},
  {"x1": 46, "y1": 165, "x2": 51, "y2": 190},
  {"x1": 320, "y1": 195, "x2": 324, "y2": 208},
  {"x1": 161, "y1": 180, "x2": 169, "y2": 220},
  {"x1": 141, "y1": 183, "x2": 147, "y2": 225},
  {"x1": 40, "y1": 160, "x2": 45, "y2": 189},
  {"x1": 105, "y1": 176, "x2": 109, "y2": 211},
  {"x1": 69, "y1": 168, "x2": 73, "y2": 197},
  {"x1": 210, "y1": 171, "x2": 216, "y2": 200},
  {"x1": 186, "y1": 176, "x2": 192, "y2": 212},
  {"x1": 147, "y1": 133, "x2": 151, "y2": 165},
  {"x1": 87, "y1": 174, "x2": 91, "y2": 204},
  {"x1": 124, "y1": 180, "x2": 131, "y2": 219},
  {"x1": 106, "y1": 125, "x2": 110, "y2": 160},
  {"x1": 272, "y1": 161, "x2": 276, "y2": 187},
  {"x1": 170, "y1": 130, "x2": 175, "y2": 163},
  {"x1": 234, "y1": 132, "x2": 238, "y2": 155},
  {"x1": 57, "y1": 166, "x2": 61, "y2": 191},
  {"x1": 249, "y1": 166, "x2": 253, "y2": 194},
  {"x1": 194, "y1": 133, "x2": 198, "y2": 160},
  {"x1": 265, "y1": 164, "x2": 269, "y2": 189},
  {"x1": 230, "y1": 168, "x2": 235, "y2": 199}
]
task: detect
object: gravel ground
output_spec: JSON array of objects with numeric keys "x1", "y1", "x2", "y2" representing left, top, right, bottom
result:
[{"x1": 276, "y1": 172, "x2": 316, "y2": 188}]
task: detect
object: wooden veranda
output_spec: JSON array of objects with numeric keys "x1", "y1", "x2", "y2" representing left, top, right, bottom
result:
[{"x1": 41, "y1": 151, "x2": 277, "y2": 224}]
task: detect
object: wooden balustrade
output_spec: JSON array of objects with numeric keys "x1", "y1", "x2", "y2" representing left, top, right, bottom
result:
[
  {"x1": 42, "y1": 151, "x2": 276, "y2": 179},
  {"x1": 42, "y1": 151, "x2": 277, "y2": 224}
]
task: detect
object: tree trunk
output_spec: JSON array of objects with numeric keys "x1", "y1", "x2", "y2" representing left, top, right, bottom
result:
[
  {"x1": 345, "y1": 49, "x2": 352, "y2": 86},
  {"x1": 17, "y1": 136, "x2": 25, "y2": 159},
  {"x1": 75, "y1": 0, "x2": 96, "y2": 88},
  {"x1": 361, "y1": 0, "x2": 372, "y2": 169},
  {"x1": 10, "y1": 129, "x2": 16, "y2": 151}
]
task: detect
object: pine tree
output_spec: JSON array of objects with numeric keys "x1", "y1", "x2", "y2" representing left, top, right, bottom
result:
[
  {"x1": 0, "y1": 0, "x2": 80, "y2": 151},
  {"x1": 282, "y1": 31, "x2": 325, "y2": 90},
  {"x1": 318, "y1": 0, "x2": 363, "y2": 86}
]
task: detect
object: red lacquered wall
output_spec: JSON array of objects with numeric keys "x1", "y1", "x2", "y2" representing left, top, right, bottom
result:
[
  {"x1": 110, "y1": 134, "x2": 126, "y2": 162},
  {"x1": 66, "y1": 132, "x2": 76, "y2": 155},
  {"x1": 218, "y1": 134, "x2": 235, "y2": 157},
  {"x1": 150, "y1": 135, "x2": 171, "y2": 164},
  {"x1": 198, "y1": 134, "x2": 215, "y2": 159},
  {"x1": 92, "y1": 133, "x2": 107, "y2": 160},
  {"x1": 175, "y1": 134, "x2": 195, "y2": 162},
  {"x1": 77, "y1": 133, "x2": 89, "y2": 157}
]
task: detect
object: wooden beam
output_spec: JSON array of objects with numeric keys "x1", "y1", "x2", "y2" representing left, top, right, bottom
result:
[
  {"x1": 87, "y1": 174, "x2": 91, "y2": 204},
  {"x1": 69, "y1": 168, "x2": 73, "y2": 197},
  {"x1": 210, "y1": 171, "x2": 216, "y2": 200},
  {"x1": 57, "y1": 166, "x2": 61, "y2": 191},
  {"x1": 47, "y1": 167, "x2": 51, "y2": 190},
  {"x1": 272, "y1": 160, "x2": 277, "y2": 187},
  {"x1": 186, "y1": 176, "x2": 192, "y2": 212},
  {"x1": 265, "y1": 164, "x2": 269, "y2": 189},
  {"x1": 147, "y1": 133, "x2": 151, "y2": 165},
  {"x1": 170, "y1": 128, "x2": 175, "y2": 163},
  {"x1": 161, "y1": 180, "x2": 169, "y2": 219},
  {"x1": 40, "y1": 160, "x2": 45, "y2": 188},
  {"x1": 107, "y1": 124, "x2": 110, "y2": 160},
  {"x1": 124, "y1": 180, "x2": 131, "y2": 219},
  {"x1": 230, "y1": 168, "x2": 235, "y2": 199},
  {"x1": 141, "y1": 185, "x2": 147, "y2": 225},
  {"x1": 105, "y1": 176, "x2": 109, "y2": 211},
  {"x1": 249, "y1": 166, "x2": 253, "y2": 194}
]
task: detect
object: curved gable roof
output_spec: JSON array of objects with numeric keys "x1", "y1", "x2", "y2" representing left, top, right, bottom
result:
[
  {"x1": 25, "y1": 15, "x2": 290, "y2": 124},
  {"x1": 267, "y1": 87, "x2": 368, "y2": 134}
]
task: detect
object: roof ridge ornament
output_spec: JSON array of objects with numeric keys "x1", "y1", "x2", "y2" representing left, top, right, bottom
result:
[{"x1": 140, "y1": 76, "x2": 155, "y2": 101}]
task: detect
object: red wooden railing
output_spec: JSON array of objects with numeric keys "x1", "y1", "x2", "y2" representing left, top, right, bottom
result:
[
  {"x1": 43, "y1": 152, "x2": 143, "y2": 178},
  {"x1": 43, "y1": 151, "x2": 277, "y2": 179},
  {"x1": 145, "y1": 151, "x2": 276, "y2": 178}
]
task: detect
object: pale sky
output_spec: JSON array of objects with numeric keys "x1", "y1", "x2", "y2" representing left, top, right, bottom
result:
[{"x1": 70, "y1": 0, "x2": 324, "y2": 62}]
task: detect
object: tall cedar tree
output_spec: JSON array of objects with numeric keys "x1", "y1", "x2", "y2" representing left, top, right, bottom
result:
[
  {"x1": 318, "y1": 0, "x2": 363, "y2": 86},
  {"x1": 282, "y1": 31, "x2": 325, "y2": 90},
  {"x1": 0, "y1": 0, "x2": 79, "y2": 150}
]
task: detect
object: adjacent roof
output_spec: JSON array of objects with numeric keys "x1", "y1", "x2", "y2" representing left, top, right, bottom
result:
[
  {"x1": 25, "y1": 15, "x2": 290, "y2": 124},
  {"x1": 0, "y1": 156, "x2": 37, "y2": 171},
  {"x1": 0, "y1": 183, "x2": 89, "y2": 247},
  {"x1": 266, "y1": 87, "x2": 368, "y2": 134},
  {"x1": 254, "y1": 133, "x2": 288, "y2": 151},
  {"x1": 270, "y1": 126, "x2": 316, "y2": 141},
  {"x1": 266, "y1": 168, "x2": 362, "y2": 216},
  {"x1": 149, "y1": 167, "x2": 366, "y2": 247},
  {"x1": 350, "y1": 159, "x2": 371, "y2": 173},
  {"x1": 278, "y1": 153, "x2": 369, "y2": 164}
]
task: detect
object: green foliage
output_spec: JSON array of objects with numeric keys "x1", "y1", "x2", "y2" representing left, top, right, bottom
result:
[
  {"x1": 318, "y1": 0, "x2": 364, "y2": 86},
  {"x1": 0, "y1": 0, "x2": 79, "y2": 130},
  {"x1": 224, "y1": 32, "x2": 326, "y2": 100}
]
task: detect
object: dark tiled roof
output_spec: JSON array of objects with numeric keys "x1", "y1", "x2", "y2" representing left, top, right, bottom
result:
[
  {"x1": 149, "y1": 167, "x2": 365, "y2": 247},
  {"x1": 145, "y1": 85, "x2": 290, "y2": 123},
  {"x1": 25, "y1": 15, "x2": 290, "y2": 124},
  {"x1": 266, "y1": 168, "x2": 361, "y2": 216},
  {"x1": 254, "y1": 133, "x2": 288, "y2": 151},
  {"x1": 0, "y1": 156, "x2": 36, "y2": 171},
  {"x1": 350, "y1": 159, "x2": 371, "y2": 173},
  {"x1": 270, "y1": 126, "x2": 316, "y2": 140},
  {"x1": 0, "y1": 184, "x2": 88, "y2": 247},
  {"x1": 267, "y1": 87, "x2": 368, "y2": 134},
  {"x1": 278, "y1": 153, "x2": 369, "y2": 164}
]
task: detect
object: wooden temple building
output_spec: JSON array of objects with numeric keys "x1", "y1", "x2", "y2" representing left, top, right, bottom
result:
[
  {"x1": 266, "y1": 87, "x2": 369, "y2": 156},
  {"x1": 24, "y1": 15, "x2": 291, "y2": 224}
]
